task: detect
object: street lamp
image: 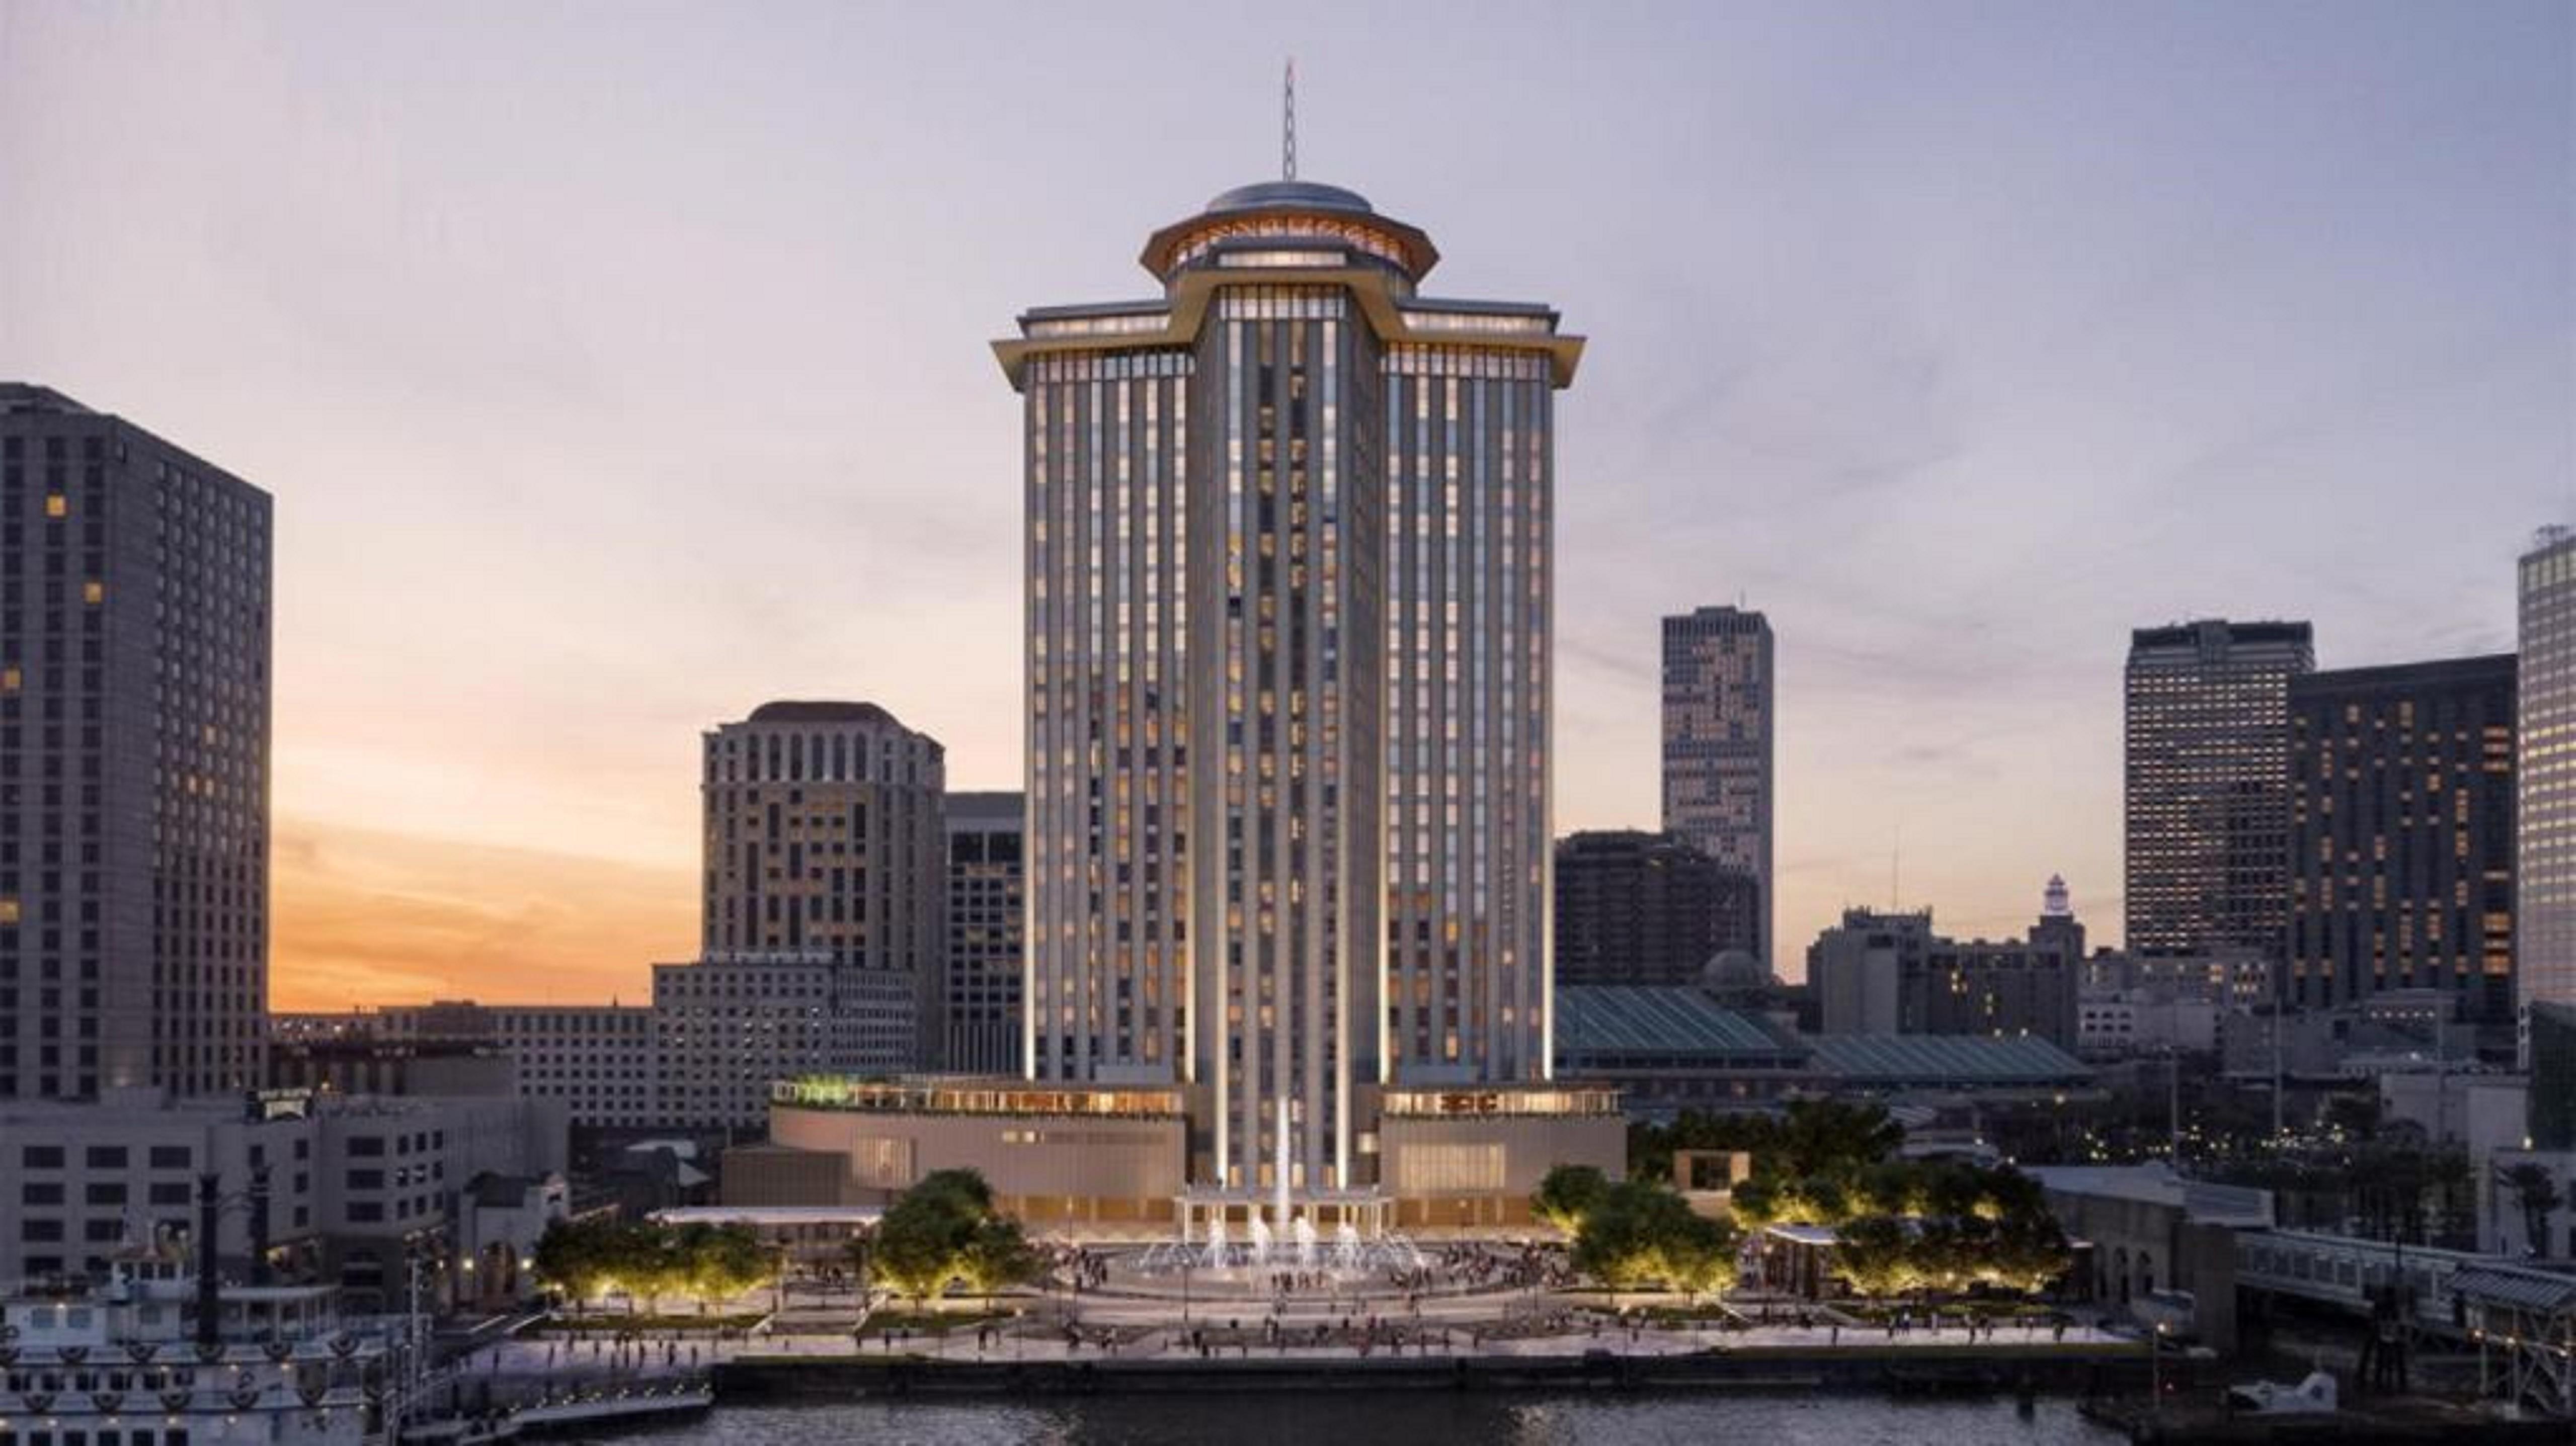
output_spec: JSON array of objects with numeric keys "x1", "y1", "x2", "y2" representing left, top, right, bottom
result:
[{"x1": 2150, "y1": 1319, "x2": 2169, "y2": 1426}]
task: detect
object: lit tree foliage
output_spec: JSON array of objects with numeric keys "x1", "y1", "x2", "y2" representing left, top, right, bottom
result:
[
  {"x1": 1532, "y1": 1164, "x2": 1613, "y2": 1234},
  {"x1": 872, "y1": 1169, "x2": 1038, "y2": 1305},
  {"x1": 532, "y1": 1217, "x2": 777, "y2": 1314},
  {"x1": 1560, "y1": 1179, "x2": 1743, "y2": 1298}
]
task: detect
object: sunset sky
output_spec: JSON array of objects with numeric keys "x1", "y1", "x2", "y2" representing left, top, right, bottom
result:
[{"x1": 3, "y1": 2, "x2": 2568, "y2": 1009}]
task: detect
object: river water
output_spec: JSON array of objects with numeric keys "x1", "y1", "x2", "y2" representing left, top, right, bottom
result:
[{"x1": 579, "y1": 1394, "x2": 2123, "y2": 1444}]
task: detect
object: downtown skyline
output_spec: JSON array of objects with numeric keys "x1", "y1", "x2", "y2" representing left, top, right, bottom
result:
[{"x1": 3, "y1": 2, "x2": 2567, "y2": 1009}]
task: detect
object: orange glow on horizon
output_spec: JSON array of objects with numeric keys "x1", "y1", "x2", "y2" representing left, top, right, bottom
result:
[{"x1": 269, "y1": 815, "x2": 692, "y2": 1012}]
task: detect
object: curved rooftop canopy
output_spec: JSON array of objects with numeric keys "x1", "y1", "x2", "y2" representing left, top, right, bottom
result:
[
  {"x1": 1204, "y1": 179, "x2": 1376, "y2": 216},
  {"x1": 1140, "y1": 177, "x2": 1439, "y2": 281}
]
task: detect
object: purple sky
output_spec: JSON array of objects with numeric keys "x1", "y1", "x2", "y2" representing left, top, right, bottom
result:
[{"x1": 3, "y1": 1, "x2": 2568, "y2": 1004}]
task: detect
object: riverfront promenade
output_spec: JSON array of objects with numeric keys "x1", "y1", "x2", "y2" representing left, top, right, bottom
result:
[
  {"x1": 433, "y1": 1237, "x2": 2141, "y2": 1413},
  {"x1": 446, "y1": 1304, "x2": 2133, "y2": 1378}
]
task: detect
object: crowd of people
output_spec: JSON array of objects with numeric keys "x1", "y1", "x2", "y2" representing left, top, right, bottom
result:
[{"x1": 1043, "y1": 1243, "x2": 1112, "y2": 1294}]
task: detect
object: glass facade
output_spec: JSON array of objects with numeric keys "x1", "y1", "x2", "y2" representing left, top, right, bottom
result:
[
  {"x1": 1381, "y1": 343, "x2": 1552, "y2": 1088},
  {"x1": 2124, "y1": 619, "x2": 2314, "y2": 958},
  {"x1": 1024, "y1": 345, "x2": 1194, "y2": 1092},
  {"x1": 1002, "y1": 179, "x2": 1579, "y2": 1199},
  {"x1": 2518, "y1": 529, "x2": 2576, "y2": 1011}
]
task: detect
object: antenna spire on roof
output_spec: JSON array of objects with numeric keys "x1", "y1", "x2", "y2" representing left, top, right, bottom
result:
[{"x1": 1283, "y1": 58, "x2": 1298, "y2": 181}]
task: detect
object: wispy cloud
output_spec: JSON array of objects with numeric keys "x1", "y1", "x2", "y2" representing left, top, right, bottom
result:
[
  {"x1": 270, "y1": 815, "x2": 692, "y2": 1011},
  {"x1": 2, "y1": 2, "x2": 2562, "y2": 995}
]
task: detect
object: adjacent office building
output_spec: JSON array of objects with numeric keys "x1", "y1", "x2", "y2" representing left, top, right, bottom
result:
[
  {"x1": 0, "y1": 385, "x2": 272, "y2": 1100},
  {"x1": 696, "y1": 701, "x2": 945, "y2": 1071},
  {"x1": 1661, "y1": 606, "x2": 1775, "y2": 966},
  {"x1": 1921, "y1": 933, "x2": 2083, "y2": 1051},
  {"x1": 2287, "y1": 654, "x2": 2516, "y2": 1022},
  {"x1": 652, "y1": 956, "x2": 914, "y2": 1131},
  {"x1": 276, "y1": 1002, "x2": 659, "y2": 1130},
  {"x1": 2125, "y1": 620, "x2": 2315, "y2": 958},
  {"x1": 0, "y1": 1089, "x2": 565, "y2": 1306},
  {"x1": 294, "y1": 967, "x2": 918, "y2": 1137},
  {"x1": 278, "y1": 705, "x2": 954, "y2": 1136},
  {"x1": 2519, "y1": 528, "x2": 2576, "y2": 1010},
  {"x1": 943, "y1": 791, "x2": 1024, "y2": 1075},
  {"x1": 1806, "y1": 887, "x2": 2082, "y2": 1051},
  {"x1": 701, "y1": 701, "x2": 945, "y2": 973},
  {"x1": 1807, "y1": 909, "x2": 1937, "y2": 1036},
  {"x1": 1553, "y1": 829, "x2": 1757, "y2": 987}
]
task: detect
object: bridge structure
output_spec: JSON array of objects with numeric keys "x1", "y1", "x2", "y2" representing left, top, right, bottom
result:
[{"x1": 2233, "y1": 1227, "x2": 2574, "y2": 1417}]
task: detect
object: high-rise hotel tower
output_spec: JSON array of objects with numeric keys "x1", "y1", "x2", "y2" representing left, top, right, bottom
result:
[
  {"x1": 0, "y1": 385, "x2": 271, "y2": 1100},
  {"x1": 994, "y1": 177, "x2": 1587, "y2": 1200}
]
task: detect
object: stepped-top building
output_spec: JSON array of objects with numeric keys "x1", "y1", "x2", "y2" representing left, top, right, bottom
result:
[
  {"x1": 982, "y1": 168, "x2": 1622, "y2": 1223},
  {"x1": 754, "y1": 160, "x2": 1625, "y2": 1232}
]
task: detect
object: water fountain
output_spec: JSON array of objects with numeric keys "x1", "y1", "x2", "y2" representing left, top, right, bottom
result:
[{"x1": 1124, "y1": 1215, "x2": 1454, "y2": 1301}]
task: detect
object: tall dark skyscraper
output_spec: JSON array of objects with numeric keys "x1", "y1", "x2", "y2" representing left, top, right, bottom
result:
[
  {"x1": 997, "y1": 172, "x2": 1583, "y2": 1197},
  {"x1": 2519, "y1": 527, "x2": 2576, "y2": 1011},
  {"x1": 943, "y1": 790, "x2": 1024, "y2": 1075},
  {"x1": 0, "y1": 385, "x2": 272, "y2": 1099},
  {"x1": 2287, "y1": 655, "x2": 2516, "y2": 1022},
  {"x1": 1660, "y1": 606, "x2": 1774, "y2": 967},
  {"x1": 2124, "y1": 619, "x2": 2314, "y2": 958},
  {"x1": 1553, "y1": 829, "x2": 1756, "y2": 987}
]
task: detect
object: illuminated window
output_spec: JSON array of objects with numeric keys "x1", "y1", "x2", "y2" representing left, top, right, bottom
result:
[
  {"x1": 82, "y1": 581, "x2": 103, "y2": 606},
  {"x1": 44, "y1": 494, "x2": 66, "y2": 518},
  {"x1": 0, "y1": 898, "x2": 17, "y2": 925}
]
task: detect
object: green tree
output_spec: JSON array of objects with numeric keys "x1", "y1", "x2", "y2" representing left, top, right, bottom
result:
[
  {"x1": 913, "y1": 1169, "x2": 998, "y2": 1213},
  {"x1": 1775, "y1": 1100, "x2": 1902, "y2": 1179},
  {"x1": 956, "y1": 1217, "x2": 1039, "y2": 1295},
  {"x1": 1569, "y1": 1180, "x2": 1741, "y2": 1295},
  {"x1": 2505, "y1": 1163, "x2": 2565, "y2": 1258},
  {"x1": 616, "y1": 1220, "x2": 681, "y2": 1315},
  {"x1": 1532, "y1": 1164, "x2": 1613, "y2": 1234},
  {"x1": 1824, "y1": 1162, "x2": 2069, "y2": 1300},
  {"x1": 1629, "y1": 1112, "x2": 1781, "y2": 1183},
  {"x1": 531, "y1": 1217, "x2": 616, "y2": 1306},
  {"x1": 675, "y1": 1223, "x2": 774, "y2": 1312},
  {"x1": 1766, "y1": 1171, "x2": 1855, "y2": 1227},
  {"x1": 1654, "y1": 1211, "x2": 1742, "y2": 1301},
  {"x1": 1832, "y1": 1215, "x2": 1918, "y2": 1299},
  {"x1": 870, "y1": 1168, "x2": 1035, "y2": 1305}
]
